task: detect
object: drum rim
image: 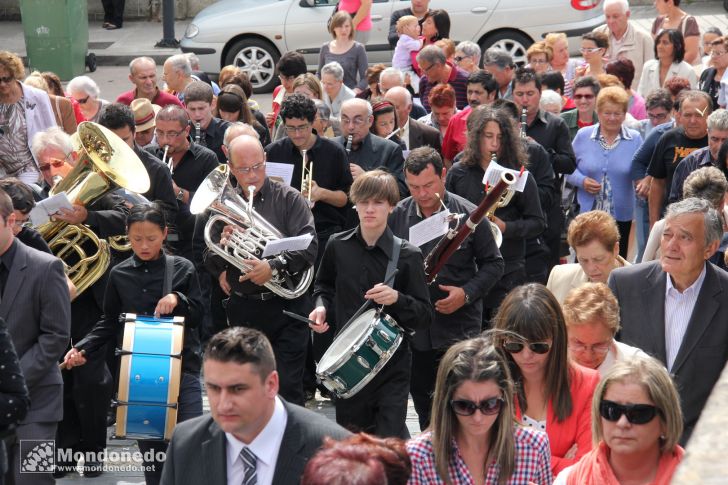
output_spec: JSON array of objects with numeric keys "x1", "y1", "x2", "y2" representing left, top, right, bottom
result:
[
  {"x1": 337, "y1": 331, "x2": 403, "y2": 399},
  {"x1": 316, "y1": 308, "x2": 380, "y2": 372}
]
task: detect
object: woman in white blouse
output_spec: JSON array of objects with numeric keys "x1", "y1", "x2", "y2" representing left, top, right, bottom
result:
[{"x1": 638, "y1": 29, "x2": 697, "y2": 99}]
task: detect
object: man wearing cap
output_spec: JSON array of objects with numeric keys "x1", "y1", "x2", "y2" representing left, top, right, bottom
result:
[
  {"x1": 117, "y1": 57, "x2": 184, "y2": 108},
  {"x1": 132, "y1": 98, "x2": 161, "y2": 148}
]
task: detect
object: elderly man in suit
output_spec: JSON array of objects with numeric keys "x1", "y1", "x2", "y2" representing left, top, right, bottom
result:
[
  {"x1": 0, "y1": 188, "x2": 70, "y2": 485},
  {"x1": 161, "y1": 327, "x2": 349, "y2": 485},
  {"x1": 608, "y1": 197, "x2": 728, "y2": 445},
  {"x1": 384, "y1": 87, "x2": 442, "y2": 154}
]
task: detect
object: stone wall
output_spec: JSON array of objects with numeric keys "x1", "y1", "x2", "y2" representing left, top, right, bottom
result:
[{"x1": 0, "y1": 0, "x2": 215, "y2": 20}]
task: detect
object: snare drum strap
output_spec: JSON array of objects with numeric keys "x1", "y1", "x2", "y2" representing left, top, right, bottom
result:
[
  {"x1": 163, "y1": 254, "x2": 174, "y2": 296},
  {"x1": 385, "y1": 236, "x2": 402, "y2": 286}
]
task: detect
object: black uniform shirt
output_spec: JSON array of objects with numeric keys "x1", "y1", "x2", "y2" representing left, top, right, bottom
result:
[
  {"x1": 75, "y1": 253, "x2": 203, "y2": 375},
  {"x1": 526, "y1": 109, "x2": 576, "y2": 176}
]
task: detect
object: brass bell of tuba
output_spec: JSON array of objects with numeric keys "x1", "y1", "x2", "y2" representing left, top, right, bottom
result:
[
  {"x1": 190, "y1": 164, "x2": 314, "y2": 299},
  {"x1": 37, "y1": 122, "x2": 151, "y2": 298}
]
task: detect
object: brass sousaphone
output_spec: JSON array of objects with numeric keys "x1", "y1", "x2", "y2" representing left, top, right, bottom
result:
[{"x1": 38, "y1": 122, "x2": 150, "y2": 297}]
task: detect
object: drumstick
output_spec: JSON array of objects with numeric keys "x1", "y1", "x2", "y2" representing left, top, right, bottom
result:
[
  {"x1": 282, "y1": 310, "x2": 319, "y2": 326},
  {"x1": 339, "y1": 269, "x2": 400, "y2": 335},
  {"x1": 59, "y1": 349, "x2": 86, "y2": 370}
]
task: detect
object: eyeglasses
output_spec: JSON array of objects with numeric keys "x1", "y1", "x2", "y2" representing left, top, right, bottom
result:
[
  {"x1": 13, "y1": 219, "x2": 32, "y2": 230},
  {"x1": 648, "y1": 111, "x2": 669, "y2": 121},
  {"x1": 420, "y1": 63, "x2": 438, "y2": 73},
  {"x1": 503, "y1": 340, "x2": 552, "y2": 354},
  {"x1": 529, "y1": 59, "x2": 548, "y2": 65},
  {"x1": 0, "y1": 75, "x2": 14, "y2": 84},
  {"x1": 599, "y1": 400, "x2": 659, "y2": 425},
  {"x1": 75, "y1": 95, "x2": 91, "y2": 104},
  {"x1": 284, "y1": 123, "x2": 311, "y2": 134},
  {"x1": 711, "y1": 50, "x2": 727, "y2": 57},
  {"x1": 38, "y1": 158, "x2": 67, "y2": 172},
  {"x1": 155, "y1": 129, "x2": 185, "y2": 139},
  {"x1": 454, "y1": 56, "x2": 466, "y2": 63},
  {"x1": 568, "y1": 340, "x2": 611, "y2": 355},
  {"x1": 230, "y1": 161, "x2": 266, "y2": 174},
  {"x1": 580, "y1": 47, "x2": 603, "y2": 54},
  {"x1": 450, "y1": 397, "x2": 504, "y2": 416},
  {"x1": 340, "y1": 116, "x2": 367, "y2": 127},
  {"x1": 279, "y1": 74, "x2": 296, "y2": 82},
  {"x1": 573, "y1": 94, "x2": 595, "y2": 100}
]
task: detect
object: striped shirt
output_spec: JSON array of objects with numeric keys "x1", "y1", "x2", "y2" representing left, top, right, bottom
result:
[
  {"x1": 407, "y1": 427, "x2": 553, "y2": 484},
  {"x1": 664, "y1": 264, "x2": 707, "y2": 371},
  {"x1": 419, "y1": 62, "x2": 470, "y2": 112}
]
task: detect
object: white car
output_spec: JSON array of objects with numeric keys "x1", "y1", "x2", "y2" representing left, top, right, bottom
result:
[{"x1": 181, "y1": 0, "x2": 605, "y2": 93}]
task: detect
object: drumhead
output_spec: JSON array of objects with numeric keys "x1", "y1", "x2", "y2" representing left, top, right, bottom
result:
[{"x1": 318, "y1": 309, "x2": 377, "y2": 370}]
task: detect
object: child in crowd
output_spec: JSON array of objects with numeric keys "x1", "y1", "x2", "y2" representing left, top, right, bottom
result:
[{"x1": 392, "y1": 15, "x2": 422, "y2": 93}]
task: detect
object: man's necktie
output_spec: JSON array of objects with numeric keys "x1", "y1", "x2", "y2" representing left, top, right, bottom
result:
[{"x1": 240, "y1": 447, "x2": 257, "y2": 485}]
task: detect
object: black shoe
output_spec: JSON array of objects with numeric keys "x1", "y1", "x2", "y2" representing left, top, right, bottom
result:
[
  {"x1": 106, "y1": 411, "x2": 116, "y2": 427},
  {"x1": 52, "y1": 468, "x2": 68, "y2": 479},
  {"x1": 83, "y1": 461, "x2": 103, "y2": 477}
]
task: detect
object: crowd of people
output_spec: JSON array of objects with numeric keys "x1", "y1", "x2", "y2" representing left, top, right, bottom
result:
[{"x1": 0, "y1": 0, "x2": 727, "y2": 483}]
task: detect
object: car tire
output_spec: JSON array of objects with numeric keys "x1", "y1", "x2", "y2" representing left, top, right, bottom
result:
[
  {"x1": 224, "y1": 38, "x2": 280, "y2": 94},
  {"x1": 480, "y1": 30, "x2": 533, "y2": 67}
]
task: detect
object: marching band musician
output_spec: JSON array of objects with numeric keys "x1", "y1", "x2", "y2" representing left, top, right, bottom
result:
[
  {"x1": 182, "y1": 81, "x2": 230, "y2": 164},
  {"x1": 147, "y1": 105, "x2": 219, "y2": 266},
  {"x1": 205, "y1": 135, "x2": 318, "y2": 406},
  {"x1": 30, "y1": 126, "x2": 131, "y2": 478},
  {"x1": 334, "y1": 98, "x2": 409, "y2": 199},
  {"x1": 63, "y1": 203, "x2": 204, "y2": 485},
  {"x1": 445, "y1": 106, "x2": 545, "y2": 324},
  {"x1": 310, "y1": 170, "x2": 433, "y2": 438},
  {"x1": 388, "y1": 147, "x2": 504, "y2": 430}
]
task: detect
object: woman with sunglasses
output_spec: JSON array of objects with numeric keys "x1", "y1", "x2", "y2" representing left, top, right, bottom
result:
[
  {"x1": 407, "y1": 335, "x2": 552, "y2": 484},
  {"x1": 66, "y1": 75, "x2": 109, "y2": 123},
  {"x1": 554, "y1": 356, "x2": 685, "y2": 484},
  {"x1": 493, "y1": 283, "x2": 600, "y2": 475},
  {"x1": 576, "y1": 32, "x2": 609, "y2": 79}
]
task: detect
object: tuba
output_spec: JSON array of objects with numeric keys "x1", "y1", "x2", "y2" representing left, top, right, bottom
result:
[
  {"x1": 37, "y1": 122, "x2": 150, "y2": 297},
  {"x1": 190, "y1": 164, "x2": 314, "y2": 299}
]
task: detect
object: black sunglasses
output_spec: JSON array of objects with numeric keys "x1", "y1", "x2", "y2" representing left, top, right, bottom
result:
[
  {"x1": 599, "y1": 400, "x2": 659, "y2": 425},
  {"x1": 450, "y1": 397, "x2": 503, "y2": 416},
  {"x1": 503, "y1": 341, "x2": 551, "y2": 354}
]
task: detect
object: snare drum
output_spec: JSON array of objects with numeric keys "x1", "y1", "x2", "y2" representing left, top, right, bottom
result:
[
  {"x1": 316, "y1": 308, "x2": 403, "y2": 399},
  {"x1": 115, "y1": 313, "x2": 184, "y2": 441}
]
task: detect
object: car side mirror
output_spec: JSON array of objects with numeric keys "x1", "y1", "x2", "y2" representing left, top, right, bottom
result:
[{"x1": 299, "y1": 0, "x2": 315, "y2": 7}]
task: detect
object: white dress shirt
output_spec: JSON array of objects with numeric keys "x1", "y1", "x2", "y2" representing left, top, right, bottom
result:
[
  {"x1": 225, "y1": 396, "x2": 288, "y2": 485},
  {"x1": 400, "y1": 118, "x2": 411, "y2": 150},
  {"x1": 664, "y1": 264, "x2": 707, "y2": 371}
]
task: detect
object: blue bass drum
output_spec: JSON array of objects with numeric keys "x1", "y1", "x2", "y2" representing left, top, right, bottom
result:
[{"x1": 115, "y1": 313, "x2": 185, "y2": 441}]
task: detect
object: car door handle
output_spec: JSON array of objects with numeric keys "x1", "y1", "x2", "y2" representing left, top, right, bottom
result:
[
  {"x1": 471, "y1": 7, "x2": 489, "y2": 13},
  {"x1": 371, "y1": 14, "x2": 383, "y2": 21}
]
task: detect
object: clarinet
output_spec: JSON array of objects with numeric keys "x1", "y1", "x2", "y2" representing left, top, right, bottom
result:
[
  {"x1": 520, "y1": 107, "x2": 528, "y2": 138},
  {"x1": 194, "y1": 122, "x2": 202, "y2": 145},
  {"x1": 345, "y1": 134, "x2": 353, "y2": 156}
]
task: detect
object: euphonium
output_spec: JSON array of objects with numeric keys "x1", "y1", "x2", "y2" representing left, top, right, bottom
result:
[
  {"x1": 37, "y1": 122, "x2": 151, "y2": 297},
  {"x1": 190, "y1": 164, "x2": 314, "y2": 299}
]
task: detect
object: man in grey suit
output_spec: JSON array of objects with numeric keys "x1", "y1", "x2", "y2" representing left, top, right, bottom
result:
[
  {"x1": 161, "y1": 327, "x2": 349, "y2": 485},
  {"x1": 335, "y1": 98, "x2": 408, "y2": 199},
  {"x1": 608, "y1": 197, "x2": 728, "y2": 445},
  {"x1": 0, "y1": 188, "x2": 70, "y2": 485}
]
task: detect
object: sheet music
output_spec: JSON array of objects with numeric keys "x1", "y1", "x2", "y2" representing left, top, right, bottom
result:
[
  {"x1": 29, "y1": 191, "x2": 74, "y2": 226},
  {"x1": 409, "y1": 210, "x2": 450, "y2": 248},
  {"x1": 482, "y1": 160, "x2": 529, "y2": 192},
  {"x1": 266, "y1": 162, "x2": 294, "y2": 186},
  {"x1": 262, "y1": 233, "x2": 314, "y2": 257}
]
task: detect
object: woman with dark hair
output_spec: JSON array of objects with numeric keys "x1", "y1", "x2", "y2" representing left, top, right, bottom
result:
[
  {"x1": 555, "y1": 356, "x2": 685, "y2": 484},
  {"x1": 219, "y1": 70, "x2": 269, "y2": 134},
  {"x1": 407, "y1": 335, "x2": 552, "y2": 484},
  {"x1": 421, "y1": 9, "x2": 450, "y2": 45},
  {"x1": 214, "y1": 84, "x2": 271, "y2": 146},
  {"x1": 370, "y1": 100, "x2": 406, "y2": 150},
  {"x1": 493, "y1": 283, "x2": 600, "y2": 475},
  {"x1": 62, "y1": 203, "x2": 204, "y2": 485},
  {"x1": 651, "y1": 0, "x2": 700, "y2": 65},
  {"x1": 303, "y1": 433, "x2": 411, "y2": 485},
  {"x1": 445, "y1": 106, "x2": 545, "y2": 320},
  {"x1": 637, "y1": 29, "x2": 696, "y2": 99},
  {"x1": 606, "y1": 59, "x2": 647, "y2": 120},
  {"x1": 576, "y1": 31, "x2": 609, "y2": 79}
]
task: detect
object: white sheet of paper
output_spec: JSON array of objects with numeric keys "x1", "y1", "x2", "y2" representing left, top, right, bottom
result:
[
  {"x1": 262, "y1": 233, "x2": 314, "y2": 258},
  {"x1": 482, "y1": 161, "x2": 529, "y2": 192},
  {"x1": 266, "y1": 162, "x2": 294, "y2": 186},
  {"x1": 29, "y1": 192, "x2": 74, "y2": 225},
  {"x1": 409, "y1": 210, "x2": 450, "y2": 248}
]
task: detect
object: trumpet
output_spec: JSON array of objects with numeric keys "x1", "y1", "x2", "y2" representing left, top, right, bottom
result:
[
  {"x1": 520, "y1": 107, "x2": 528, "y2": 138},
  {"x1": 300, "y1": 149, "x2": 314, "y2": 207},
  {"x1": 161, "y1": 145, "x2": 173, "y2": 174}
]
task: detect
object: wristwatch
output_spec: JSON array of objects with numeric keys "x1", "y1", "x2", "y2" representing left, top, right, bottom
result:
[
  {"x1": 176, "y1": 188, "x2": 185, "y2": 201},
  {"x1": 269, "y1": 255, "x2": 287, "y2": 277},
  {"x1": 464, "y1": 291, "x2": 471, "y2": 305}
]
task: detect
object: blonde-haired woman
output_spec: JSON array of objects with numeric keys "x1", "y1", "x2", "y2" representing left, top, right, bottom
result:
[
  {"x1": 527, "y1": 42, "x2": 553, "y2": 75},
  {"x1": 545, "y1": 33, "x2": 580, "y2": 97},
  {"x1": 318, "y1": 10, "x2": 368, "y2": 93},
  {"x1": 407, "y1": 335, "x2": 552, "y2": 484},
  {"x1": 561, "y1": 283, "x2": 646, "y2": 375},
  {"x1": 293, "y1": 73, "x2": 324, "y2": 100},
  {"x1": 555, "y1": 356, "x2": 685, "y2": 484}
]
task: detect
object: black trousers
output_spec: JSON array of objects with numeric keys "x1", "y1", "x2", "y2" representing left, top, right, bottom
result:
[
  {"x1": 483, "y1": 268, "x2": 528, "y2": 328},
  {"x1": 335, "y1": 347, "x2": 411, "y2": 439},
  {"x1": 101, "y1": 0, "x2": 125, "y2": 26},
  {"x1": 410, "y1": 348, "x2": 445, "y2": 431},
  {"x1": 226, "y1": 295, "x2": 308, "y2": 405},
  {"x1": 617, "y1": 220, "x2": 632, "y2": 259},
  {"x1": 56, "y1": 346, "x2": 113, "y2": 456}
]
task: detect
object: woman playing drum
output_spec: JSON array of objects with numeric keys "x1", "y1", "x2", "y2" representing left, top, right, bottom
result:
[{"x1": 62, "y1": 203, "x2": 204, "y2": 485}]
